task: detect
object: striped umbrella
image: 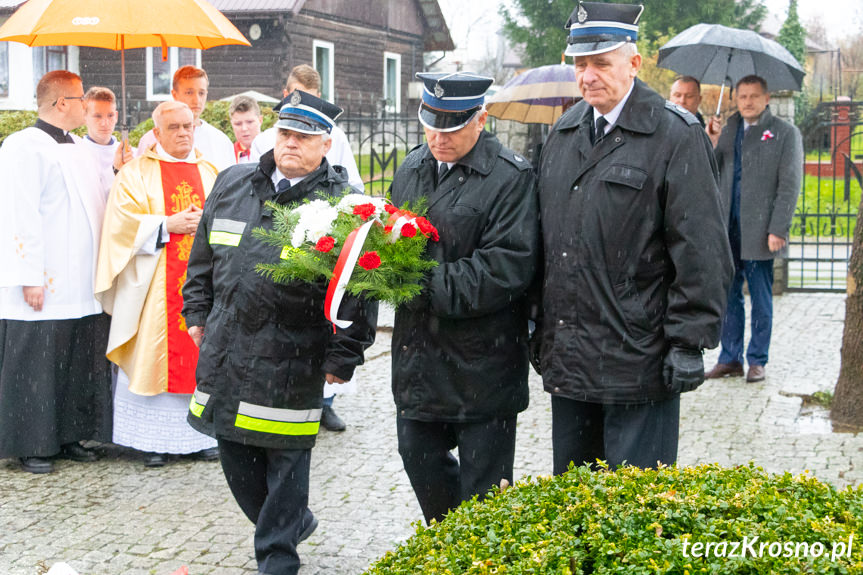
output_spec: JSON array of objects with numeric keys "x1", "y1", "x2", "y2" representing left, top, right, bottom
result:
[{"x1": 486, "y1": 63, "x2": 581, "y2": 125}]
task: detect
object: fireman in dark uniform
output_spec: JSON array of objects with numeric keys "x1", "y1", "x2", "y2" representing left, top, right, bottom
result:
[
  {"x1": 389, "y1": 72, "x2": 539, "y2": 524},
  {"x1": 183, "y1": 91, "x2": 377, "y2": 575}
]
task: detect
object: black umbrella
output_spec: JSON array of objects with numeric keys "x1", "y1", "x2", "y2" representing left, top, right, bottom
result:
[{"x1": 658, "y1": 23, "x2": 805, "y2": 115}]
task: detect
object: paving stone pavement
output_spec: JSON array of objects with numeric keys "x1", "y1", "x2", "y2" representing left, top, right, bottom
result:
[{"x1": 1, "y1": 293, "x2": 860, "y2": 575}]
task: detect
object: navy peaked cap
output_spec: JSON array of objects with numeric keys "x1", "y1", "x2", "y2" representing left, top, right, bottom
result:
[
  {"x1": 416, "y1": 71, "x2": 494, "y2": 132},
  {"x1": 275, "y1": 90, "x2": 343, "y2": 135},
  {"x1": 565, "y1": 2, "x2": 643, "y2": 57}
]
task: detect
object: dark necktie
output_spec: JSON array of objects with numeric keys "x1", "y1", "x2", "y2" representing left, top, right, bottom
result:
[
  {"x1": 437, "y1": 162, "x2": 449, "y2": 186},
  {"x1": 594, "y1": 116, "x2": 609, "y2": 145},
  {"x1": 277, "y1": 178, "x2": 291, "y2": 195}
]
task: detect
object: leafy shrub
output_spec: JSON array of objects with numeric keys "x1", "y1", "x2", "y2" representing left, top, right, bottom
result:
[
  {"x1": 0, "y1": 110, "x2": 38, "y2": 144},
  {"x1": 364, "y1": 463, "x2": 863, "y2": 574},
  {"x1": 127, "y1": 100, "x2": 279, "y2": 148}
]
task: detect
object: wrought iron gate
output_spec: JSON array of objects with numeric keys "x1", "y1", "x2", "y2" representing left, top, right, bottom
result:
[{"x1": 787, "y1": 100, "x2": 863, "y2": 291}]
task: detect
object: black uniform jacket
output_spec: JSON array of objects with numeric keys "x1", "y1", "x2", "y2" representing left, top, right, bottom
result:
[
  {"x1": 389, "y1": 130, "x2": 539, "y2": 422},
  {"x1": 182, "y1": 151, "x2": 377, "y2": 449},
  {"x1": 537, "y1": 78, "x2": 733, "y2": 405}
]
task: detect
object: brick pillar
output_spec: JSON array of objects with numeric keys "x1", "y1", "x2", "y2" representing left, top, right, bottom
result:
[{"x1": 833, "y1": 97, "x2": 852, "y2": 176}]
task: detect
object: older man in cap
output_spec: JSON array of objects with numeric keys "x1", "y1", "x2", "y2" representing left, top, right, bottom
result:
[
  {"x1": 182, "y1": 90, "x2": 377, "y2": 575},
  {"x1": 535, "y1": 2, "x2": 733, "y2": 473},
  {"x1": 388, "y1": 72, "x2": 539, "y2": 524}
]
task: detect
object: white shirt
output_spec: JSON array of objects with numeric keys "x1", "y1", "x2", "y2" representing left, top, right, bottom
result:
[
  {"x1": 136, "y1": 119, "x2": 234, "y2": 172},
  {"x1": 593, "y1": 80, "x2": 636, "y2": 135},
  {"x1": 251, "y1": 124, "x2": 364, "y2": 191}
]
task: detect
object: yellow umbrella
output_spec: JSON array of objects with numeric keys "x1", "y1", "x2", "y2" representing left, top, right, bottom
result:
[{"x1": 0, "y1": 0, "x2": 250, "y2": 133}]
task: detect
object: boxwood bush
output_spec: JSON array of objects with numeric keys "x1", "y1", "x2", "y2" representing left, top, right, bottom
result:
[{"x1": 364, "y1": 463, "x2": 862, "y2": 574}]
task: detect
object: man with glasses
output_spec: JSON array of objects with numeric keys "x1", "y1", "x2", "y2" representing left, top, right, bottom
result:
[{"x1": 0, "y1": 70, "x2": 113, "y2": 474}]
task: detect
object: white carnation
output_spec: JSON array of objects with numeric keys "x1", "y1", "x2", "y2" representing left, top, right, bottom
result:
[{"x1": 290, "y1": 200, "x2": 338, "y2": 247}]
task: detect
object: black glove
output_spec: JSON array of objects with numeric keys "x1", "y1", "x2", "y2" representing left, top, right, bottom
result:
[
  {"x1": 662, "y1": 346, "x2": 704, "y2": 393},
  {"x1": 528, "y1": 320, "x2": 542, "y2": 375}
]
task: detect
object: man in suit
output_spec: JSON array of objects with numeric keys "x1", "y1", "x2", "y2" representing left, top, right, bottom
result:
[{"x1": 705, "y1": 75, "x2": 803, "y2": 383}]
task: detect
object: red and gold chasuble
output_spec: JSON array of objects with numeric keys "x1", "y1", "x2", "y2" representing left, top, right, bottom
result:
[{"x1": 160, "y1": 161, "x2": 205, "y2": 394}]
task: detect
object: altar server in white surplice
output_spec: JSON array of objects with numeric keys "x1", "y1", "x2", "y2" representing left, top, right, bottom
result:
[
  {"x1": 0, "y1": 71, "x2": 113, "y2": 475},
  {"x1": 80, "y1": 86, "x2": 133, "y2": 200},
  {"x1": 135, "y1": 65, "x2": 234, "y2": 171}
]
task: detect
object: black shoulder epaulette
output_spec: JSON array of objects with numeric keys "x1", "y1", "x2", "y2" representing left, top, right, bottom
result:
[
  {"x1": 498, "y1": 146, "x2": 532, "y2": 172},
  {"x1": 401, "y1": 143, "x2": 426, "y2": 168},
  {"x1": 664, "y1": 100, "x2": 701, "y2": 126}
]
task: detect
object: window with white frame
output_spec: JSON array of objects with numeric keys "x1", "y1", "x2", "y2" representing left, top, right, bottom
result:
[
  {"x1": 313, "y1": 40, "x2": 334, "y2": 103},
  {"x1": 383, "y1": 52, "x2": 401, "y2": 114},
  {"x1": 0, "y1": 43, "x2": 8, "y2": 98},
  {"x1": 146, "y1": 47, "x2": 202, "y2": 100}
]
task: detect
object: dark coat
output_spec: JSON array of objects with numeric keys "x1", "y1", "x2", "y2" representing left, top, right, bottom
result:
[
  {"x1": 389, "y1": 130, "x2": 539, "y2": 422},
  {"x1": 713, "y1": 108, "x2": 803, "y2": 260},
  {"x1": 537, "y1": 78, "x2": 733, "y2": 405},
  {"x1": 182, "y1": 151, "x2": 377, "y2": 449}
]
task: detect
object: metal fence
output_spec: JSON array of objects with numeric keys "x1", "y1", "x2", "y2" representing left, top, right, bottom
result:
[{"x1": 786, "y1": 100, "x2": 863, "y2": 291}]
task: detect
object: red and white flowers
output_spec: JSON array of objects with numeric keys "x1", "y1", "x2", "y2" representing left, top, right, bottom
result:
[
  {"x1": 255, "y1": 191, "x2": 440, "y2": 309},
  {"x1": 761, "y1": 129, "x2": 775, "y2": 141}
]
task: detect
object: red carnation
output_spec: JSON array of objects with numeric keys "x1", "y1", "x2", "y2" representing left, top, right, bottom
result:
[
  {"x1": 358, "y1": 251, "x2": 381, "y2": 270},
  {"x1": 314, "y1": 236, "x2": 335, "y2": 253},
  {"x1": 415, "y1": 217, "x2": 440, "y2": 242},
  {"x1": 400, "y1": 223, "x2": 417, "y2": 238},
  {"x1": 384, "y1": 204, "x2": 399, "y2": 214},
  {"x1": 353, "y1": 203, "x2": 377, "y2": 220}
]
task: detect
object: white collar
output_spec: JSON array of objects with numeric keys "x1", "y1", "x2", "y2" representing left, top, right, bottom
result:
[
  {"x1": 592, "y1": 80, "x2": 635, "y2": 134},
  {"x1": 271, "y1": 169, "x2": 308, "y2": 189},
  {"x1": 155, "y1": 143, "x2": 195, "y2": 162}
]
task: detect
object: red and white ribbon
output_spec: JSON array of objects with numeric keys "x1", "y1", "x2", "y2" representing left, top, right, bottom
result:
[{"x1": 324, "y1": 220, "x2": 376, "y2": 331}]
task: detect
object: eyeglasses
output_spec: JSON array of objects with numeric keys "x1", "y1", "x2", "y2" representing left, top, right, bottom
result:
[{"x1": 51, "y1": 95, "x2": 85, "y2": 107}]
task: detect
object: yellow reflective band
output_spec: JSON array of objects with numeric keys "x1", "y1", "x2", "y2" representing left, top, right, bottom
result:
[
  {"x1": 210, "y1": 231, "x2": 242, "y2": 247},
  {"x1": 235, "y1": 414, "x2": 320, "y2": 436},
  {"x1": 189, "y1": 396, "x2": 205, "y2": 418}
]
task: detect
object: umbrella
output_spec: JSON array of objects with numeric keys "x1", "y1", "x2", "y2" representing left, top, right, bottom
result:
[
  {"x1": 0, "y1": 0, "x2": 250, "y2": 136},
  {"x1": 486, "y1": 64, "x2": 581, "y2": 125},
  {"x1": 657, "y1": 23, "x2": 805, "y2": 115}
]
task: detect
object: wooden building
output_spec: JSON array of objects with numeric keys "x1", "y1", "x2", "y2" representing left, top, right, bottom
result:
[{"x1": 0, "y1": 0, "x2": 453, "y2": 117}]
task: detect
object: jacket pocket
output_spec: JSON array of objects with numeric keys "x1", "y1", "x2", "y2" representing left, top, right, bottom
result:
[
  {"x1": 599, "y1": 164, "x2": 648, "y2": 190},
  {"x1": 612, "y1": 279, "x2": 653, "y2": 342}
]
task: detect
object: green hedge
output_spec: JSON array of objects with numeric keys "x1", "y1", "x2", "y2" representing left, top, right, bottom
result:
[
  {"x1": 1, "y1": 100, "x2": 279, "y2": 147},
  {"x1": 364, "y1": 463, "x2": 863, "y2": 574}
]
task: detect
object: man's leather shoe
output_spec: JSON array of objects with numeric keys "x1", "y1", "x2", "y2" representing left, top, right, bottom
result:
[
  {"x1": 705, "y1": 362, "x2": 744, "y2": 379},
  {"x1": 58, "y1": 442, "x2": 98, "y2": 462},
  {"x1": 321, "y1": 405, "x2": 346, "y2": 432},
  {"x1": 299, "y1": 509, "x2": 318, "y2": 543},
  {"x1": 194, "y1": 447, "x2": 220, "y2": 461},
  {"x1": 20, "y1": 457, "x2": 54, "y2": 474},
  {"x1": 746, "y1": 364, "x2": 766, "y2": 382},
  {"x1": 144, "y1": 453, "x2": 168, "y2": 468}
]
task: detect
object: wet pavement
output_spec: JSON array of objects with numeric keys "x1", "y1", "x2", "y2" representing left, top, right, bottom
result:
[{"x1": 0, "y1": 293, "x2": 860, "y2": 575}]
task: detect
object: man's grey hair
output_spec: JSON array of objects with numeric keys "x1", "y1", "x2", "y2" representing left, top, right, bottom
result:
[
  {"x1": 619, "y1": 42, "x2": 639, "y2": 57},
  {"x1": 152, "y1": 101, "x2": 193, "y2": 129}
]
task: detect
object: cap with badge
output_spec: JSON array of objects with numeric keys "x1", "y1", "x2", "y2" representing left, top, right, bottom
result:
[
  {"x1": 274, "y1": 90, "x2": 343, "y2": 135},
  {"x1": 416, "y1": 72, "x2": 494, "y2": 132},
  {"x1": 565, "y1": 2, "x2": 643, "y2": 57}
]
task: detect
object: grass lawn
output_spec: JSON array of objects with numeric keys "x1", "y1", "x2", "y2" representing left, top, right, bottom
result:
[
  {"x1": 355, "y1": 148, "x2": 408, "y2": 196},
  {"x1": 791, "y1": 173, "x2": 862, "y2": 238}
]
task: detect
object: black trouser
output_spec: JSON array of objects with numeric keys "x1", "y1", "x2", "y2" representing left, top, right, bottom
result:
[
  {"x1": 397, "y1": 416, "x2": 516, "y2": 524},
  {"x1": 551, "y1": 395, "x2": 680, "y2": 475},
  {"x1": 218, "y1": 439, "x2": 313, "y2": 575}
]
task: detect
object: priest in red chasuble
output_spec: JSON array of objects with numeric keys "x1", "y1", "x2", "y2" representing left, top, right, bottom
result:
[{"x1": 95, "y1": 101, "x2": 219, "y2": 467}]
